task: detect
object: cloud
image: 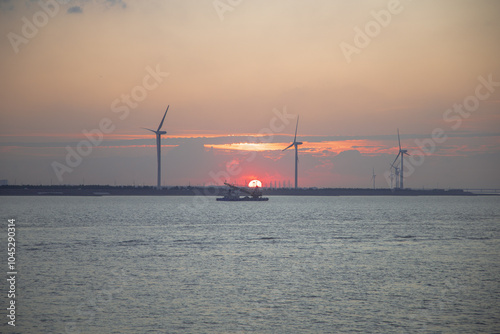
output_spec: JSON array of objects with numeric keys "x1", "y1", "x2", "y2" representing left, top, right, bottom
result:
[
  {"x1": 66, "y1": 1, "x2": 127, "y2": 12},
  {"x1": 104, "y1": 0, "x2": 126, "y2": 9},
  {"x1": 0, "y1": 0, "x2": 13, "y2": 11},
  {"x1": 0, "y1": 0, "x2": 127, "y2": 12},
  {"x1": 67, "y1": 6, "x2": 83, "y2": 14}
]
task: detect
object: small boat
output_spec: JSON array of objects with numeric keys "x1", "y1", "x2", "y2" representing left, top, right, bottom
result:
[
  {"x1": 216, "y1": 195, "x2": 269, "y2": 202},
  {"x1": 216, "y1": 182, "x2": 269, "y2": 201}
]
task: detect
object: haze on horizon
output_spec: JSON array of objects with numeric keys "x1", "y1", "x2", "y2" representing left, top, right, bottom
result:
[{"x1": 1, "y1": 0, "x2": 499, "y2": 189}]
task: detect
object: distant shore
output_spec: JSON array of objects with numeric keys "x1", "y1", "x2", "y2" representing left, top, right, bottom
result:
[{"x1": 1, "y1": 185, "x2": 497, "y2": 196}]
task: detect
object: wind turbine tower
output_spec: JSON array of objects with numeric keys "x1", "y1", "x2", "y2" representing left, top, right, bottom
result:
[
  {"x1": 389, "y1": 167, "x2": 395, "y2": 189},
  {"x1": 143, "y1": 106, "x2": 169, "y2": 190},
  {"x1": 283, "y1": 116, "x2": 303, "y2": 189},
  {"x1": 391, "y1": 165, "x2": 400, "y2": 189},
  {"x1": 371, "y1": 168, "x2": 376, "y2": 189},
  {"x1": 391, "y1": 129, "x2": 410, "y2": 189}
]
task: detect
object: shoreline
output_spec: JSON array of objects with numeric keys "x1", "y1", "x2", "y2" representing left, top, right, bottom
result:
[{"x1": 1, "y1": 185, "x2": 497, "y2": 196}]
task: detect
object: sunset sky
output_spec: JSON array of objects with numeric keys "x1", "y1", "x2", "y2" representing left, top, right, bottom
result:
[{"x1": 1, "y1": 0, "x2": 499, "y2": 188}]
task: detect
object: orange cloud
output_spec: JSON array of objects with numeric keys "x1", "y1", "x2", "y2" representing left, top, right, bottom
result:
[{"x1": 207, "y1": 139, "x2": 392, "y2": 156}]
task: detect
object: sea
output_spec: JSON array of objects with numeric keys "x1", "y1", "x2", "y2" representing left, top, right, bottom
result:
[{"x1": 1, "y1": 195, "x2": 499, "y2": 333}]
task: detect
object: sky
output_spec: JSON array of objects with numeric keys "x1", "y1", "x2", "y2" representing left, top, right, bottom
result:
[{"x1": 0, "y1": 0, "x2": 499, "y2": 189}]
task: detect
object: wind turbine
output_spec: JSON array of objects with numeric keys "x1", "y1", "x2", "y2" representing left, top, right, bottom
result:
[
  {"x1": 371, "y1": 168, "x2": 376, "y2": 189},
  {"x1": 283, "y1": 116, "x2": 302, "y2": 189},
  {"x1": 389, "y1": 167, "x2": 395, "y2": 189},
  {"x1": 143, "y1": 106, "x2": 169, "y2": 190},
  {"x1": 390, "y1": 163, "x2": 400, "y2": 189},
  {"x1": 391, "y1": 129, "x2": 409, "y2": 189}
]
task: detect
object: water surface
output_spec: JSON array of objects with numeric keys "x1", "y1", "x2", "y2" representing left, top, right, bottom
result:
[{"x1": 1, "y1": 196, "x2": 499, "y2": 333}]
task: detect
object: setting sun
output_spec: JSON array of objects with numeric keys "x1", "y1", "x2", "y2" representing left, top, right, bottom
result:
[{"x1": 248, "y1": 180, "x2": 262, "y2": 188}]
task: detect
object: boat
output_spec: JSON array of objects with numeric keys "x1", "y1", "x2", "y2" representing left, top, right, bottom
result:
[{"x1": 216, "y1": 182, "x2": 269, "y2": 201}]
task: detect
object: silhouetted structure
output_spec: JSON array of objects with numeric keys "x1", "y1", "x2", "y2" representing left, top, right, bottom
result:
[
  {"x1": 143, "y1": 106, "x2": 169, "y2": 189},
  {"x1": 283, "y1": 116, "x2": 302, "y2": 189},
  {"x1": 391, "y1": 129, "x2": 409, "y2": 189}
]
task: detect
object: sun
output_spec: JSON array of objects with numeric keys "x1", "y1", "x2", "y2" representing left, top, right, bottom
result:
[{"x1": 248, "y1": 179, "x2": 262, "y2": 188}]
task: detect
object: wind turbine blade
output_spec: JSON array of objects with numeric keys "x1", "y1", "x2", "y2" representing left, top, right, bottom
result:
[
  {"x1": 283, "y1": 143, "x2": 294, "y2": 151},
  {"x1": 392, "y1": 152, "x2": 401, "y2": 167},
  {"x1": 157, "y1": 105, "x2": 169, "y2": 131},
  {"x1": 397, "y1": 129, "x2": 401, "y2": 151},
  {"x1": 143, "y1": 127, "x2": 158, "y2": 134},
  {"x1": 293, "y1": 116, "x2": 299, "y2": 142}
]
